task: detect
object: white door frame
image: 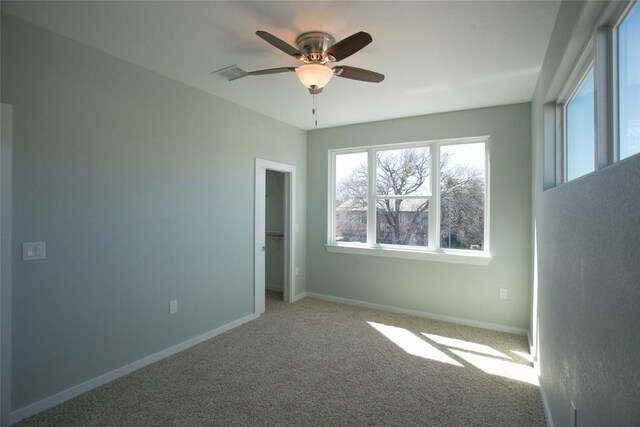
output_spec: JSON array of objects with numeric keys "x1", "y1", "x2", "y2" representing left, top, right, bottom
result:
[
  {"x1": 1, "y1": 103, "x2": 14, "y2": 427},
  {"x1": 254, "y1": 158, "x2": 296, "y2": 315}
]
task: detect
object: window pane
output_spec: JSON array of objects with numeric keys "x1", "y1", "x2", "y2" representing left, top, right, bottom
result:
[
  {"x1": 566, "y1": 68, "x2": 595, "y2": 181},
  {"x1": 335, "y1": 152, "x2": 368, "y2": 243},
  {"x1": 440, "y1": 143, "x2": 485, "y2": 251},
  {"x1": 618, "y1": 2, "x2": 640, "y2": 160},
  {"x1": 376, "y1": 147, "x2": 430, "y2": 196},
  {"x1": 376, "y1": 199, "x2": 429, "y2": 246}
]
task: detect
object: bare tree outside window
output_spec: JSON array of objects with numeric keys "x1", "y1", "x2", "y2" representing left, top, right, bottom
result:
[
  {"x1": 335, "y1": 152, "x2": 368, "y2": 242},
  {"x1": 440, "y1": 143, "x2": 485, "y2": 250},
  {"x1": 375, "y1": 147, "x2": 430, "y2": 246},
  {"x1": 335, "y1": 142, "x2": 485, "y2": 250}
]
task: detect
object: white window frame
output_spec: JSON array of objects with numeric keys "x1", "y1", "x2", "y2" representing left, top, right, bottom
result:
[
  {"x1": 548, "y1": 0, "x2": 638, "y2": 190},
  {"x1": 557, "y1": 39, "x2": 596, "y2": 184},
  {"x1": 327, "y1": 136, "x2": 491, "y2": 265},
  {"x1": 612, "y1": 0, "x2": 639, "y2": 162}
]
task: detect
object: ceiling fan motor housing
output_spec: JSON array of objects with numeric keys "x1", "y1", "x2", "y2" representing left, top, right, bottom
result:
[{"x1": 296, "y1": 32, "x2": 335, "y2": 62}]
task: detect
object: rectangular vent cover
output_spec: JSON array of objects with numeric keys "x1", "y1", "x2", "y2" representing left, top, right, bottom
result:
[{"x1": 211, "y1": 65, "x2": 248, "y2": 81}]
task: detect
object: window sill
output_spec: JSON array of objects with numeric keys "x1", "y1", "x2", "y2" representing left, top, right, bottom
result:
[{"x1": 325, "y1": 244, "x2": 492, "y2": 265}]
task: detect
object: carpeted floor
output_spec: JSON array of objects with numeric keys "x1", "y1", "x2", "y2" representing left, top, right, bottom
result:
[{"x1": 18, "y1": 292, "x2": 546, "y2": 426}]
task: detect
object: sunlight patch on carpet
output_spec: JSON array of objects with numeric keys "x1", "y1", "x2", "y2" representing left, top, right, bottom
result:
[
  {"x1": 367, "y1": 321, "x2": 463, "y2": 367},
  {"x1": 449, "y1": 349, "x2": 539, "y2": 385},
  {"x1": 422, "y1": 333, "x2": 510, "y2": 359}
]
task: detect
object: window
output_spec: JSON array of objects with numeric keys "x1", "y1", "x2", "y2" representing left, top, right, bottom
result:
[
  {"x1": 617, "y1": 1, "x2": 640, "y2": 160},
  {"x1": 329, "y1": 138, "x2": 489, "y2": 264},
  {"x1": 555, "y1": 32, "x2": 596, "y2": 184},
  {"x1": 565, "y1": 67, "x2": 596, "y2": 181},
  {"x1": 375, "y1": 147, "x2": 431, "y2": 247},
  {"x1": 440, "y1": 143, "x2": 486, "y2": 251},
  {"x1": 548, "y1": 1, "x2": 639, "y2": 189},
  {"x1": 334, "y1": 151, "x2": 368, "y2": 243}
]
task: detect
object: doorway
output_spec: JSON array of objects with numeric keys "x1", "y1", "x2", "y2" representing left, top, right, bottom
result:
[
  {"x1": 254, "y1": 159, "x2": 296, "y2": 316},
  {"x1": 265, "y1": 170, "x2": 285, "y2": 304}
]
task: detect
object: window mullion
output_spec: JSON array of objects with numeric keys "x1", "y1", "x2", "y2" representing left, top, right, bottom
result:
[
  {"x1": 328, "y1": 152, "x2": 335, "y2": 244},
  {"x1": 374, "y1": 195, "x2": 431, "y2": 200},
  {"x1": 430, "y1": 143, "x2": 440, "y2": 249},
  {"x1": 611, "y1": 21, "x2": 620, "y2": 162},
  {"x1": 367, "y1": 149, "x2": 376, "y2": 247},
  {"x1": 595, "y1": 27, "x2": 613, "y2": 169},
  {"x1": 556, "y1": 104, "x2": 564, "y2": 185}
]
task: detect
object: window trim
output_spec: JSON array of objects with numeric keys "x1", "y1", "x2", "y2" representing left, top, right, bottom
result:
[
  {"x1": 563, "y1": 63, "x2": 596, "y2": 182},
  {"x1": 612, "y1": 0, "x2": 639, "y2": 162},
  {"x1": 546, "y1": 0, "x2": 639, "y2": 191},
  {"x1": 327, "y1": 136, "x2": 491, "y2": 264},
  {"x1": 557, "y1": 38, "x2": 596, "y2": 184},
  {"x1": 325, "y1": 243, "x2": 492, "y2": 265}
]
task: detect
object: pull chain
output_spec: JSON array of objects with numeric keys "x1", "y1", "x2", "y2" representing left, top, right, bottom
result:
[{"x1": 312, "y1": 95, "x2": 318, "y2": 127}]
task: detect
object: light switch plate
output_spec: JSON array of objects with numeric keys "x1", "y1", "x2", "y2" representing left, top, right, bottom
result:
[
  {"x1": 169, "y1": 300, "x2": 178, "y2": 315},
  {"x1": 499, "y1": 288, "x2": 508, "y2": 299},
  {"x1": 23, "y1": 242, "x2": 46, "y2": 261}
]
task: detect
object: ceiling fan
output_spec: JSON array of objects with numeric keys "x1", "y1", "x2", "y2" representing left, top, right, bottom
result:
[{"x1": 214, "y1": 30, "x2": 384, "y2": 94}]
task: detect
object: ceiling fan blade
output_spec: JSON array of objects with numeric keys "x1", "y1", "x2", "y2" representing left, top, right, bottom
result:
[
  {"x1": 256, "y1": 31, "x2": 304, "y2": 59},
  {"x1": 333, "y1": 66, "x2": 384, "y2": 83},
  {"x1": 247, "y1": 67, "x2": 296, "y2": 76},
  {"x1": 324, "y1": 31, "x2": 372, "y2": 62}
]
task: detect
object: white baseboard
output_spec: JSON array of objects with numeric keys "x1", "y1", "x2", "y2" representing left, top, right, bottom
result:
[
  {"x1": 526, "y1": 329, "x2": 552, "y2": 426},
  {"x1": 530, "y1": 334, "x2": 553, "y2": 427},
  {"x1": 539, "y1": 379, "x2": 554, "y2": 427},
  {"x1": 305, "y1": 292, "x2": 528, "y2": 335},
  {"x1": 527, "y1": 331, "x2": 536, "y2": 360},
  {"x1": 10, "y1": 313, "x2": 257, "y2": 424},
  {"x1": 291, "y1": 292, "x2": 307, "y2": 303}
]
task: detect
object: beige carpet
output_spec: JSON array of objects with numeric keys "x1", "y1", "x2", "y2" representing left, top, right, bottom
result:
[{"x1": 18, "y1": 292, "x2": 545, "y2": 426}]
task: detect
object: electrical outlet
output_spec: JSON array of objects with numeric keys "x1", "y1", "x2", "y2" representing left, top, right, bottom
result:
[
  {"x1": 570, "y1": 400, "x2": 577, "y2": 427},
  {"x1": 499, "y1": 288, "x2": 508, "y2": 299},
  {"x1": 169, "y1": 300, "x2": 178, "y2": 315}
]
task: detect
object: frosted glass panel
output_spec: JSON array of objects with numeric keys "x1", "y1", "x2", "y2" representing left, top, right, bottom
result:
[
  {"x1": 566, "y1": 68, "x2": 595, "y2": 181},
  {"x1": 618, "y1": 2, "x2": 640, "y2": 160}
]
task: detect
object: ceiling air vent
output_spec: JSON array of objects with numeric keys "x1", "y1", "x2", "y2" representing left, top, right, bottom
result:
[{"x1": 211, "y1": 65, "x2": 248, "y2": 81}]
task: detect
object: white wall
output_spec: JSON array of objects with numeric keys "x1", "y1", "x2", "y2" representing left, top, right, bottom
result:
[
  {"x1": 531, "y1": 1, "x2": 640, "y2": 425},
  {"x1": 1, "y1": 13, "x2": 307, "y2": 412}
]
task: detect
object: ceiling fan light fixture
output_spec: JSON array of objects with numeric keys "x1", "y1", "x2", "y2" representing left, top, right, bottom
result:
[{"x1": 295, "y1": 64, "x2": 333, "y2": 90}]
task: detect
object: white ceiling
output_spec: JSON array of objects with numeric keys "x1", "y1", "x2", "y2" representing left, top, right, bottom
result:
[{"x1": 2, "y1": 1, "x2": 561, "y2": 130}]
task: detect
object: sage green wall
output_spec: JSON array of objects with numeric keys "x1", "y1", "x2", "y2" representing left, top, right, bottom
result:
[
  {"x1": 531, "y1": 1, "x2": 640, "y2": 425},
  {"x1": 1, "y1": 14, "x2": 307, "y2": 410},
  {"x1": 307, "y1": 103, "x2": 532, "y2": 330}
]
